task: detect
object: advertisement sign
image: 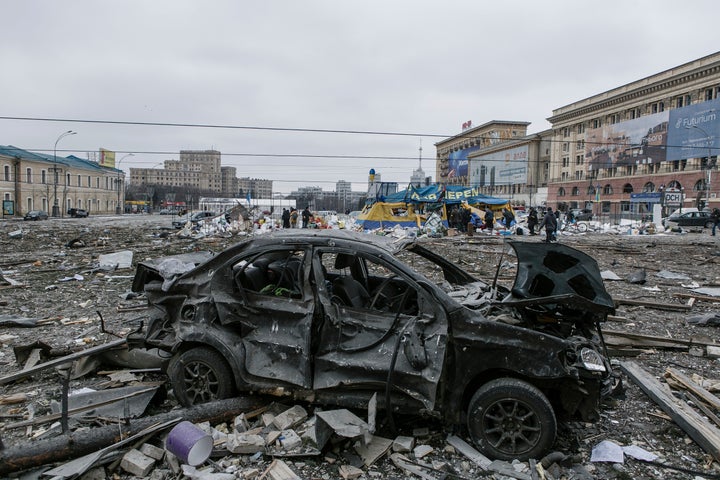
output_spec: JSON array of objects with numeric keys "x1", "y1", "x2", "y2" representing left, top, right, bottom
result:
[
  {"x1": 629, "y1": 192, "x2": 662, "y2": 203},
  {"x1": 666, "y1": 97, "x2": 720, "y2": 161},
  {"x1": 469, "y1": 144, "x2": 528, "y2": 187},
  {"x1": 3, "y1": 200, "x2": 14, "y2": 216},
  {"x1": 585, "y1": 112, "x2": 668, "y2": 170},
  {"x1": 99, "y1": 148, "x2": 116, "y2": 168},
  {"x1": 448, "y1": 145, "x2": 479, "y2": 179}
]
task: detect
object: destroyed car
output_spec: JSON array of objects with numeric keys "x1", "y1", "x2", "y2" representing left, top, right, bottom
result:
[
  {"x1": 129, "y1": 231, "x2": 617, "y2": 460},
  {"x1": 171, "y1": 210, "x2": 217, "y2": 229}
]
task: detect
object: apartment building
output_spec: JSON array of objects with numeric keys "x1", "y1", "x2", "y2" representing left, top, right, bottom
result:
[{"x1": 547, "y1": 51, "x2": 720, "y2": 219}]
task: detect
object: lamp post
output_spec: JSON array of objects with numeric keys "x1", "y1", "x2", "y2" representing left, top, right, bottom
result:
[
  {"x1": 52, "y1": 130, "x2": 76, "y2": 217},
  {"x1": 688, "y1": 125, "x2": 714, "y2": 210},
  {"x1": 115, "y1": 153, "x2": 134, "y2": 214}
]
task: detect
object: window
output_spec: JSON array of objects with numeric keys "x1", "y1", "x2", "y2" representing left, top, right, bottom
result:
[
  {"x1": 66, "y1": 173, "x2": 71, "y2": 186},
  {"x1": 562, "y1": 156, "x2": 569, "y2": 167},
  {"x1": 571, "y1": 186, "x2": 580, "y2": 196},
  {"x1": 603, "y1": 184, "x2": 614, "y2": 195},
  {"x1": 87, "y1": 175, "x2": 91, "y2": 186},
  {"x1": 3, "y1": 165, "x2": 9, "y2": 181},
  {"x1": 557, "y1": 187, "x2": 566, "y2": 197},
  {"x1": 609, "y1": 114, "x2": 619, "y2": 125},
  {"x1": 77, "y1": 175, "x2": 81, "y2": 186},
  {"x1": 562, "y1": 127, "x2": 570, "y2": 138},
  {"x1": 576, "y1": 123, "x2": 585, "y2": 134},
  {"x1": 592, "y1": 119, "x2": 601, "y2": 129},
  {"x1": 587, "y1": 185, "x2": 596, "y2": 195},
  {"x1": 575, "y1": 154, "x2": 584, "y2": 165},
  {"x1": 574, "y1": 171, "x2": 584, "y2": 180},
  {"x1": 694, "y1": 179, "x2": 706, "y2": 192},
  {"x1": 576, "y1": 140, "x2": 585, "y2": 151},
  {"x1": 629, "y1": 108, "x2": 641, "y2": 119},
  {"x1": 234, "y1": 250, "x2": 305, "y2": 298},
  {"x1": 41, "y1": 170, "x2": 47, "y2": 184},
  {"x1": 643, "y1": 182, "x2": 655, "y2": 193},
  {"x1": 623, "y1": 183, "x2": 634, "y2": 194},
  {"x1": 26, "y1": 168, "x2": 32, "y2": 184}
]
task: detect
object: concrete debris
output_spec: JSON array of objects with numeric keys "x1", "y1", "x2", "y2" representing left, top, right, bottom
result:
[
  {"x1": 392, "y1": 435, "x2": 415, "y2": 453},
  {"x1": 272, "y1": 405, "x2": 308, "y2": 430},
  {"x1": 120, "y1": 448, "x2": 156, "y2": 477},
  {"x1": 97, "y1": 250, "x2": 134, "y2": 270}
]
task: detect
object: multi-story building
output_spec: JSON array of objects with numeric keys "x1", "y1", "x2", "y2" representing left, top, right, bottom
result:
[
  {"x1": 547, "y1": 51, "x2": 720, "y2": 220},
  {"x1": 435, "y1": 120, "x2": 531, "y2": 186},
  {"x1": 0, "y1": 145, "x2": 122, "y2": 217},
  {"x1": 221, "y1": 166, "x2": 238, "y2": 195},
  {"x1": 130, "y1": 150, "x2": 223, "y2": 193},
  {"x1": 238, "y1": 177, "x2": 273, "y2": 199}
]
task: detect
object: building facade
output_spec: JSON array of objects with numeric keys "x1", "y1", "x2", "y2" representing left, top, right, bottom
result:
[
  {"x1": 0, "y1": 145, "x2": 122, "y2": 217},
  {"x1": 547, "y1": 51, "x2": 720, "y2": 220},
  {"x1": 435, "y1": 120, "x2": 531, "y2": 186}
]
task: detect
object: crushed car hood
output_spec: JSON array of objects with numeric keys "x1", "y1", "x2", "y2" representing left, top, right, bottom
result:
[{"x1": 506, "y1": 242, "x2": 615, "y2": 313}]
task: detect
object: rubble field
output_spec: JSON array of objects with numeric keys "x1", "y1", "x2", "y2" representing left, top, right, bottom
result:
[{"x1": 1, "y1": 214, "x2": 720, "y2": 480}]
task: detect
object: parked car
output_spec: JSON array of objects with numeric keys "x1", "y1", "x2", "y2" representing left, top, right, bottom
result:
[
  {"x1": 67, "y1": 208, "x2": 89, "y2": 218},
  {"x1": 171, "y1": 211, "x2": 217, "y2": 228},
  {"x1": 663, "y1": 209, "x2": 713, "y2": 229},
  {"x1": 23, "y1": 210, "x2": 48, "y2": 221},
  {"x1": 129, "y1": 231, "x2": 618, "y2": 460},
  {"x1": 570, "y1": 208, "x2": 593, "y2": 221}
]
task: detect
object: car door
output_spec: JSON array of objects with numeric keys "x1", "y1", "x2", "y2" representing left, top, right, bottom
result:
[
  {"x1": 310, "y1": 248, "x2": 447, "y2": 411},
  {"x1": 213, "y1": 247, "x2": 314, "y2": 388}
]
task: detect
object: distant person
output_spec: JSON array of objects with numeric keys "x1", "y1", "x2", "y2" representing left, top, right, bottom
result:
[
  {"x1": 301, "y1": 206, "x2": 311, "y2": 228},
  {"x1": 502, "y1": 207, "x2": 515, "y2": 228},
  {"x1": 281, "y1": 208, "x2": 290, "y2": 229},
  {"x1": 484, "y1": 207, "x2": 495, "y2": 233},
  {"x1": 527, "y1": 207, "x2": 539, "y2": 235},
  {"x1": 540, "y1": 207, "x2": 558, "y2": 243},
  {"x1": 290, "y1": 208, "x2": 298, "y2": 228},
  {"x1": 712, "y1": 207, "x2": 720, "y2": 236}
]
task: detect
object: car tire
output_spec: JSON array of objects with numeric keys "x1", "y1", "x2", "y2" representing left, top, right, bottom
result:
[
  {"x1": 167, "y1": 346, "x2": 235, "y2": 407},
  {"x1": 467, "y1": 378, "x2": 556, "y2": 461}
]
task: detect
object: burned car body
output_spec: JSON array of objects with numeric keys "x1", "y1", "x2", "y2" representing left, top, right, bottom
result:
[{"x1": 129, "y1": 231, "x2": 616, "y2": 460}]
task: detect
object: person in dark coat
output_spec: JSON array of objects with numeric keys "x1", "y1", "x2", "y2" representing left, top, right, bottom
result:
[
  {"x1": 301, "y1": 207, "x2": 311, "y2": 228},
  {"x1": 281, "y1": 208, "x2": 291, "y2": 228},
  {"x1": 539, "y1": 207, "x2": 558, "y2": 243},
  {"x1": 484, "y1": 207, "x2": 495, "y2": 233},
  {"x1": 502, "y1": 207, "x2": 515, "y2": 228},
  {"x1": 527, "y1": 207, "x2": 538, "y2": 235}
]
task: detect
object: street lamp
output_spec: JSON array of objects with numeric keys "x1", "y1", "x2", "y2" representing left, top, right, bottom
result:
[
  {"x1": 52, "y1": 130, "x2": 76, "y2": 217},
  {"x1": 115, "y1": 153, "x2": 134, "y2": 214},
  {"x1": 687, "y1": 125, "x2": 714, "y2": 209}
]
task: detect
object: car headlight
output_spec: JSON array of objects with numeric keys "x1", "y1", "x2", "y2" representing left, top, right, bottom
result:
[{"x1": 580, "y1": 347, "x2": 606, "y2": 372}]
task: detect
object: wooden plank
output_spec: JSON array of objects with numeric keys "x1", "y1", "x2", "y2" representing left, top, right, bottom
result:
[
  {"x1": 614, "y1": 298, "x2": 692, "y2": 311},
  {"x1": 665, "y1": 368, "x2": 720, "y2": 412},
  {"x1": 620, "y1": 361, "x2": 720, "y2": 462},
  {"x1": 674, "y1": 292, "x2": 720, "y2": 303}
]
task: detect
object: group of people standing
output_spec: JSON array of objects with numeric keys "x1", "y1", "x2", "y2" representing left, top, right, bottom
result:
[
  {"x1": 280, "y1": 206, "x2": 315, "y2": 229},
  {"x1": 526, "y1": 207, "x2": 561, "y2": 243}
]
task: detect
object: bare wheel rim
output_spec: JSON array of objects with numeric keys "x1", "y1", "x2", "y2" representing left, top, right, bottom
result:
[
  {"x1": 480, "y1": 397, "x2": 542, "y2": 456},
  {"x1": 182, "y1": 361, "x2": 220, "y2": 404}
]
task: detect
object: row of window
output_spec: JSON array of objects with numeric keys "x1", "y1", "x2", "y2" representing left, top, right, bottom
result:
[
  {"x1": 560, "y1": 86, "x2": 720, "y2": 137},
  {"x1": 557, "y1": 179, "x2": 705, "y2": 197},
  {"x1": 2, "y1": 165, "x2": 119, "y2": 190},
  {"x1": 3, "y1": 193, "x2": 118, "y2": 212}
]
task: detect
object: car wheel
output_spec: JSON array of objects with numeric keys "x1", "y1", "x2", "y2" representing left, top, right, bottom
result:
[
  {"x1": 167, "y1": 346, "x2": 235, "y2": 407},
  {"x1": 467, "y1": 378, "x2": 556, "y2": 461}
]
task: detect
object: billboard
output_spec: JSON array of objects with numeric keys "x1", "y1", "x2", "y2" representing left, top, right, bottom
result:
[
  {"x1": 585, "y1": 112, "x2": 668, "y2": 171},
  {"x1": 468, "y1": 144, "x2": 528, "y2": 187},
  {"x1": 99, "y1": 148, "x2": 116, "y2": 168},
  {"x1": 666, "y1": 97, "x2": 720, "y2": 161},
  {"x1": 447, "y1": 145, "x2": 479, "y2": 179}
]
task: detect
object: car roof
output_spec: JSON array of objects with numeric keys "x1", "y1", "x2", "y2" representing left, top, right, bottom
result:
[{"x1": 239, "y1": 230, "x2": 416, "y2": 256}]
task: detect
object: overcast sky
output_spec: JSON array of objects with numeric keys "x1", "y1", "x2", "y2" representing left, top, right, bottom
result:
[{"x1": 2, "y1": 1, "x2": 717, "y2": 194}]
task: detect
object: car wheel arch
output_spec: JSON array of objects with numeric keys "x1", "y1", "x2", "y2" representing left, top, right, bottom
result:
[{"x1": 170, "y1": 336, "x2": 247, "y2": 393}]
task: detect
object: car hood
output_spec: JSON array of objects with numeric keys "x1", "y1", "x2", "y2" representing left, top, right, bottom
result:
[{"x1": 504, "y1": 242, "x2": 615, "y2": 314}]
